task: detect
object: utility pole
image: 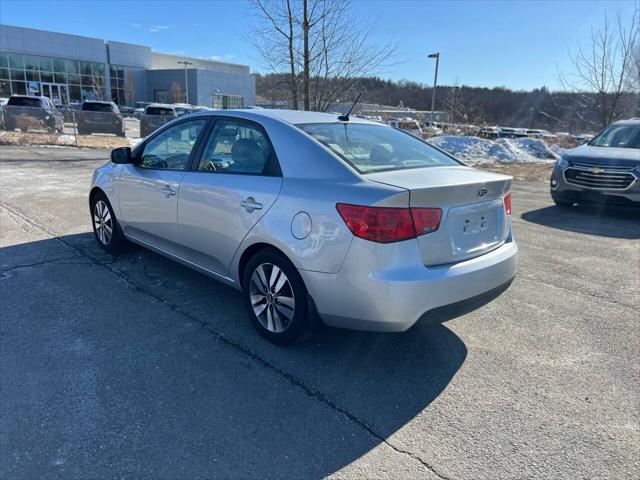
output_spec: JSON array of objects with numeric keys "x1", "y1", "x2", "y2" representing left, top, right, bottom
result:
[
  {"x1": 428, "y1": 52, "x2": 440, "y2": 128},
  {"x1": 177, "y1": 61, "x2": 193, "y2": 103}
]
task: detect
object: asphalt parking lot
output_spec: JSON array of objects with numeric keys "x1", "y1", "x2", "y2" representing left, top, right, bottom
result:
[{"x1": 1, "y1": 145, "x2": 638, "y2": 479}]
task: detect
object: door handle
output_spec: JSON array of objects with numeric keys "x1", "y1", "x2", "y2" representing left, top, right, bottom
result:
[
  {"x1": 240, "y1": 197, "x2": 263, "y2": 212},
  {"x1": 161, "y1": 184, "x2": 176, "y2": 197}
]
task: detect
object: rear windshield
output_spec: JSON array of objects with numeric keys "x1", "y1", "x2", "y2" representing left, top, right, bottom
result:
[
  {"x1": 589, "y1": 124, "x2": 640, "y2": 149},
  {"x1": 7, "y1": 97, "x2": 41, "y2": 107},
  {"x1": 146, "y1": 107, "x2": 175, "y2": 116},
  {"x1": 82, "y1": 102, "x2": 113, "y2": 112},
  {"x1": 298, "y1": 123, "x2": 460, "y2": 173}
]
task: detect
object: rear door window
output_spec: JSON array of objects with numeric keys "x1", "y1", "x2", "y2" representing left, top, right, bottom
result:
[
  {"x1": 197, "y1": 119, "x2": 280, "y2": 175},
  {"x1": 82, "y1": 102, "x2": 113, "y2": 112},
  {"x1": 7, "y1": 97, "x2": 41, "y2": 107},
  {"x1": 146, "y1": 107, "x2": 175, "y2": 116}
]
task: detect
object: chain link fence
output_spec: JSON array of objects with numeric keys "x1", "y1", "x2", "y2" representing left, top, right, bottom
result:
[{"x1": 0, "y1": 105, "x2": 178, "y2": 148}]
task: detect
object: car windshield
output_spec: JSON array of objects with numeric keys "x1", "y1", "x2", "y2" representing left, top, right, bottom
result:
[
  {"x1": 82, "y1": 103, "x2": 113, "y2": 112},
  {"x1": 298, "y1": 123, "x2": 460, "y2": 173},
  {"x1": 589, "y1": 124, "x2": 640, "y2": 149},
  {"x1": 7, "y1": 97, "x2": 41, "y2": 107},
  {"x1": 146, "y1": 107, "x2": 174, "y2": 116}
]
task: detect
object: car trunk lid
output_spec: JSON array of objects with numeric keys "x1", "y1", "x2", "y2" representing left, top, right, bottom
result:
[{"x1": 367, "y1": 166, "x2": 512, "y2": 265}]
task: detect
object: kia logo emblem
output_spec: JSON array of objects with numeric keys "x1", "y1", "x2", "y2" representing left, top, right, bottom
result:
[{"x1": 478, "y1": 187, "x2": 488, "y2": 197}]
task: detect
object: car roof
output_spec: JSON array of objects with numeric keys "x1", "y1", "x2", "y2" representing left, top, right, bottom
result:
[
  {"x1": 611, "y1": 118, "x2": 640, "y2": 126},
  {"x1": 83, "y1": 100, "x2": 112, "y2": 104},
  {"x1": 11, "y1": 95, "x2": 45, "y2": 100},
  {"x1": 189, "y1": 108, "x2": 382, "y2": 126},
  {"x1": 147, "y1": 103, "x2": 175, "y2": 109}
]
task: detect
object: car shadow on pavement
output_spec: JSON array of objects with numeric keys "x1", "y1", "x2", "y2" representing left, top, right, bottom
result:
[
  {"x1": 521, "y1": 205, "x2": 640, "y2": 239},
  {"x1": 1, "y1": 233, "x2": 467, "y2": 479}
]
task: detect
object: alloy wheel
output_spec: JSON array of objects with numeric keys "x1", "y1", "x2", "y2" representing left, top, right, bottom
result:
[
  {"x1": 93, "y1": 200, "x2": 113, "y2": 245},
  {"x1": 250, "y1": 263, "x2": 296, "y2": 333}
]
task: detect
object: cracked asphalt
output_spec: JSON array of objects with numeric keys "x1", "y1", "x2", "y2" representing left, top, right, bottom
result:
[{"x1": 1, "y1": 145, "x2": 639, "y2": 479}]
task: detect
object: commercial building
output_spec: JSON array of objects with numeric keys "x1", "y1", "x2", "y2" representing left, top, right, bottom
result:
[{"x1": 0, "y1": 24, "x2": 255, "y2": 108}]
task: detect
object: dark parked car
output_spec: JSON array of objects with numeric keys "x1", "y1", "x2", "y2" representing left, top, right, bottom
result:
[
  {"x1": 139, "y1": 104, "x2": 176, "y2": 137},
  {"x1": 77, "y1": 101, "x2": 125, "y2": 136},
  {"x1": 550, "y1": 119, "x2": 640, "y2": 209},
  {"x1": 1, "y1": 95, "x2": 64, "y2": 133}
]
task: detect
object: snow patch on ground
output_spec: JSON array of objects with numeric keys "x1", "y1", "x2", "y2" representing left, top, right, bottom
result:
[{"x1": 429, "y1": 135, "x2": 563, "y2": 164}]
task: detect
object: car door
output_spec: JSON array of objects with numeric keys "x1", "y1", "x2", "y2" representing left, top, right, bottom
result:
[
  {"x1": 178, "y1": 118, "x2": 283, "y2": 277},
  {"x1": 117, "y1": 118, "x2": 208, "y2": 254}
]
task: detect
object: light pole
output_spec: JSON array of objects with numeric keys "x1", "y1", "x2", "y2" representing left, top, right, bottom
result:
[
  {"x1": 427, "y1": 52, "x2": 439, "y2": 129},
  {"x1": 177, "y1": 61, "x2": 192, "y2": 103}
]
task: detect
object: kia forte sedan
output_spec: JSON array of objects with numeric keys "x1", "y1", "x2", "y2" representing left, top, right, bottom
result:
[
  {"x1": 90, "y1": 110, "x2": 517, "y2": 344},
  {"x1": 551, "y1": 119, "x2": 640, "y2": 209}
]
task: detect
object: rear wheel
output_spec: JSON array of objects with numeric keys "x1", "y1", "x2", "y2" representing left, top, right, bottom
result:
[
  {"x1": 242, "y1": 249, "x2": 312, "y2": 345},
  {"x1": 90, "y1": 192, "x2": 129, "y2": 253}
]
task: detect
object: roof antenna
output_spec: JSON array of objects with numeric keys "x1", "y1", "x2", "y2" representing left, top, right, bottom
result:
[{"x1": 338, "y1": 92, "x2": 362, "y2": 122}]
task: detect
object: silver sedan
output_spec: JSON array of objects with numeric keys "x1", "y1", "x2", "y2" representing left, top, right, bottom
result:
[{"x1": 90, "y1": 110, "x2": 517, "y2": 344}]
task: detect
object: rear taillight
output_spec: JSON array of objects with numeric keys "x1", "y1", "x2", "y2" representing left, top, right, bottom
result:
[
  {"x1": 411, "y1": 208, "x2": 443, "y2": 235},
  {"x1": 336, "y1": 203, "x2": 441, "y2": 243},
  {"x1": 503, "y1": 192, "x2": 512, "y2": 215}
]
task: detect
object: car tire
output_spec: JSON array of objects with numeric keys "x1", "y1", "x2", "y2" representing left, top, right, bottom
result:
[
  {"x1": 90, "y1": 191, "x2": 129, "y2": 253},
  {"x1": 242, "y1": 249, "x2": 314, "y2": 345},
  {"x1": 552, "y1": 194, "x2": 573, "y2": 208}
]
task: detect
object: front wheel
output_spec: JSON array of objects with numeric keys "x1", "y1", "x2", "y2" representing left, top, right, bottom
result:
[
  {"x1": 242, "y1": 250, "x2": 313, "y2": 345},
  {"x1": 90, "y1": 192, "x2": 129, "y2": 253},
  {"x1": 552, "y1": 194, "x2": 574, "y2": 208}
]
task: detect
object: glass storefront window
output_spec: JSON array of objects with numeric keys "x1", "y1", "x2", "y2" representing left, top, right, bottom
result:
[
  {"x1": 0, "y1": 80, "x2": 10, "y2": 96},
  {"x1": 24, "y1": 55, "x2": 39, "y2": 71},
  {"x1": 40, "y1": 71, "x2": 54, "y2": 83},
  {"x1": 11, "y1": 81, "x2": 26, "y2": 95},
  {"x1": 25, "y1": 70, "x2": 40, "y2": 82},
  {"x1": 79, "y1": 61, "x2": 92, "y2": 76},
  {"x1": 81, "y1": 75, "x2": 94, "y2": 87},
  {"x1": 67, "y1": 74, "x2": 81, "y2": 85},
  {"x1": 8, "y1": 53, "x2": 23, "y2": 69},
  {"x1": 69, "y1": 85, "x2": 81, "y2": 103},
  {"x1": 39, "y1": 56, "x2": 53, "y2": 72},
  {"x1": 0, "y1": 68, "x2": 9, "y2": 80},
  {"x1": 53, "y1": 58, "x2": 66, "y2": 73},
  {"x1": 0, "y1": 53, "x2": 7, "y2": 68},
  {"x1": 92, "y1": 63, "x2": 105, "y2": 76},
  {"x1": 9, "y1": 69, "x2": 25, "y2": 81},
  {"x1": 66, "y1": 59, "x2": 79, "y2": 75},
  {"x1": 54, "y1": 72, "x2": 67, "y2": 84}
]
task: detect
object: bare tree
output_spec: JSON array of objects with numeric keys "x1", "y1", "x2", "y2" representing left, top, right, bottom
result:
[
  {"x1": 124, "y1": 69, "x2": 136, "y2": 105},
  {"x1": 91, "y1": 74, "x2": 105, "y2": 100},
  {"x1": 170, "y1": 82, "x2": 185, "y2": 103},
  {"x1": 559, "y1": 9, "x2": 639, "y2": 127},
  {"x1": 249, "y1": 0, "x2": 301, "y2": 108},
  {"x1": 249, "y1": 0, "x2": 395, "y2": 111}
]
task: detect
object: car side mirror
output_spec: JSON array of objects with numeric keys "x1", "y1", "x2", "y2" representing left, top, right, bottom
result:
[{"x1": 111, "y1": 146, "x2": 132, "y2": 164}]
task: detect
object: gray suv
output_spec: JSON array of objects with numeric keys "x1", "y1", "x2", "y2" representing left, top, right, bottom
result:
[{"x1": 550, "y1": 119, "x2": 640, "y2": 209}]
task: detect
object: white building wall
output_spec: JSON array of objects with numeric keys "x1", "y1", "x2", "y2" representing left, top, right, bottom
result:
[{"x1": 0, "y1": 24, "x2": 106, "y2": 62}]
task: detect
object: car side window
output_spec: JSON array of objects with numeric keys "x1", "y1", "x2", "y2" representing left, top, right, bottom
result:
[
  {"x1": 197, "y1": 120, "x2": 280, "y2": 175},
  {"x1": 140, "y1": 120, "x2": 206, "y2": 170}
]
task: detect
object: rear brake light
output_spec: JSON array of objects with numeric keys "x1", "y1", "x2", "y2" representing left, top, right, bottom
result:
[
  {"x1": 336, "y1": 203, "x2": 441, "y2": 243},
  {"x1": 411, "y1": 208, "x2": 442, "y2": 235},
  {"x1": 503, "y1": 192, "x2": 512, "y2": 215}
]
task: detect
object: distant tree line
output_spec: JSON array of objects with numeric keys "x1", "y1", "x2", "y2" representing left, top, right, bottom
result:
[{"x1": 255, "y1": 73, "x2": 639, "y2": 133}]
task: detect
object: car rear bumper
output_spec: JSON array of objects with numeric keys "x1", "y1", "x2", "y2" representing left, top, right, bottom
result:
[{"x1": 301, "y1": 236, "x2": 518, "y2": 332}]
